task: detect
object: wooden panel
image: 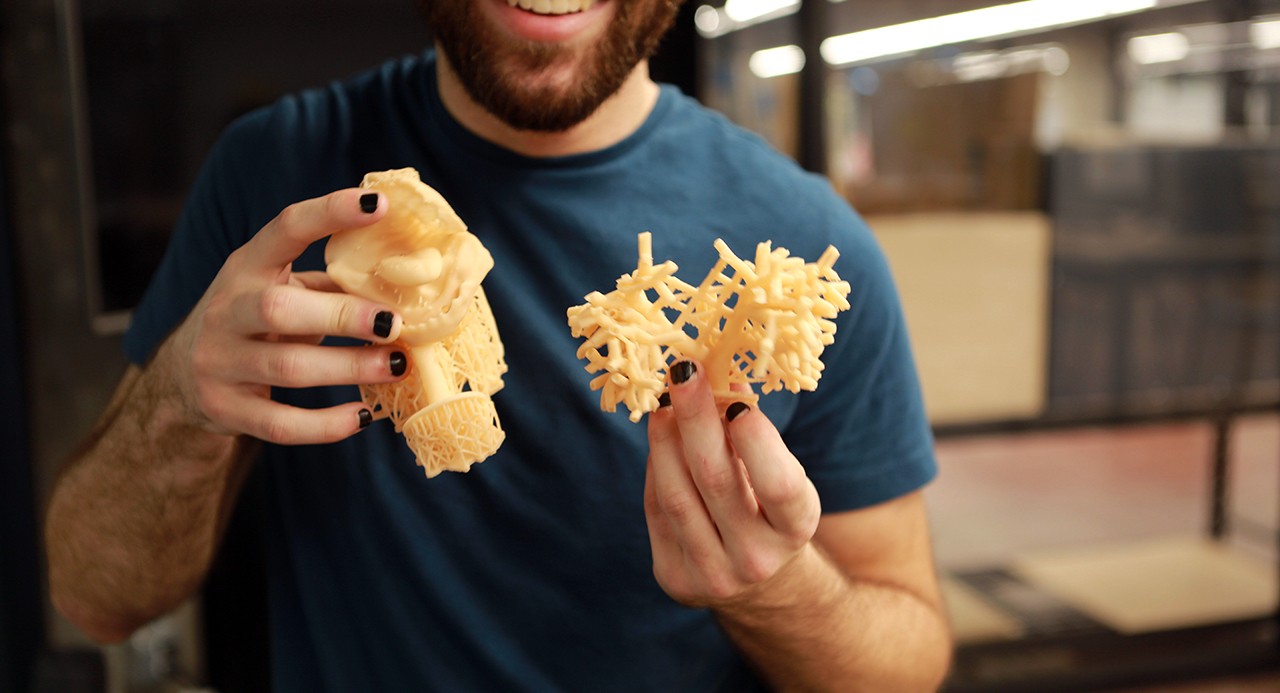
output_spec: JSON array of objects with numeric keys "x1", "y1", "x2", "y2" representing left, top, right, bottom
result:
[
  {"x1": 1013, "y1": 537, "x2": 1279, "y2": 635},
  {"x1": 868, "y1": 211, "x2": 1052, "y2": 425}
]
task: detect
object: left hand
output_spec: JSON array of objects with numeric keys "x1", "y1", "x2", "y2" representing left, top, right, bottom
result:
[{"x1": 644, "y1": 360, "x2": 822, "y2": 610}]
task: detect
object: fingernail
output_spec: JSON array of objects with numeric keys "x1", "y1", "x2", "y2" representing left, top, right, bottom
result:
[
  {"x1": 657, "y1": 392, "x2": 671, "y2": 408},
  {"x1": 670, "y1": 361, "x2": 696, "y2": 385},
  {"x1": 360, "y1": 193, "x2": 379, "y2": 214},
  {"x1": 359, "y1": 409, "x2": 373, "y2": 429},
  {"x1": 390, "y1": 351, "x2": 407, "y2": 377},
  {"x1": 726, "y1": 402, "x2": 750, "y2": 422},
  {"x1": 373, "y1": 311, "x2": 393, "y2": 339}
]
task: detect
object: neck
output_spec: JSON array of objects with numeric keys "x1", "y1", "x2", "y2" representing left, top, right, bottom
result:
[{"x1": 435, "y1": 50, "x2": 661, "y2": 158}]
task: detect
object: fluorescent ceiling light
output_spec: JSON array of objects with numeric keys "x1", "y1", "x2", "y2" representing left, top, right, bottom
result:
[
  {"x1": 723, "y1": 0, "x2": 797, "y2": 24},
  {"x1": 822, "y1": 0, "x2": 1156, "y2": 67},
  {"x1": 1127, "y1": 31, "x2": 1190, "y2": 64},
  {"x1": 695, "y1": 0, "x2": 797, "y2": 37},
  {"x1": 694, "y1": 4, "x2": 722, "y2": 34},
  {"x1": 749, "y1": 45, "x2": 807, "y2": 78},
  {"x1": 1252, "y1": 18, "x2": 1280, "y2": 50}
]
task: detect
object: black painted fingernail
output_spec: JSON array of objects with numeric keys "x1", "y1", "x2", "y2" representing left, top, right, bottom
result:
[
  {"x1": 359, "y1": 409, "x2": 373, "y2": 429},
  {"x1": 390, "y1": 351, "x2": 407, "y2": 377},
  {"x1": 670, "y1": 361, "x2": 696, "y2": 385},
  {"x1": 373, "y1": 311, "x2": 393, "y2": 339},
  {"x1": 360, "y1": 193, "x2": 379, "y2": 213},
  {"x1": 726, "y1": 402, "x2": 750, "y2": 422},
  {"x1": 657, "y1": 392, "x2": 671, "y2": 408}
]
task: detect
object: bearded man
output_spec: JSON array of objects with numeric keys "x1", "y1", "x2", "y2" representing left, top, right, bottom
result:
[{"x1": 45, "y1": 0, "x2": 953, "y2": 689}]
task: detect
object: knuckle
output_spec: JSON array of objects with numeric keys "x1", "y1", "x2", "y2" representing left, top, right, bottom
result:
[
  {"x1": 643, "y1": 488, "x2": 664, "y2": 518},
  {"x1": 257, "y1": 286, "x2": 292, "y2": 331},
  {"x1": 781, "y1": 492, "x2": 822, "y2": 544},
  {"x1": 652, "y1": 563, "x2": 673, "y2": 589},
  {"x1": 697, "y1": 458, "x2": 738, "y2": 497},
  {"x1": 222, "y1": 247, "x2": 249, "y2": 272},
  {"x1": 322, "y1": 297, "x2": 358, "y2": 338},
  {"x1": 351, "y1": 352, "x2": 369, "y2": 383},
  {"x1": 266, "y1": 350, "x2": 304, "y2": 385},
  {"x1": 324, "y1": 190, "x2": 345, "y2": 217},
  {"x1": 332, "y1": 299, "x2": 360, "y2": 336},
  {"x1": 325, "y1": 190, "x2": 355, "y2": 220},
  {"x1": 258, "y1": 415, "x2": 298, "y2": 445},
  {"x1": 734, "y1": 550, "x2": 777, "y2": 585},
  {"x1": 197, "y1": 296, "x2": 228, "y2": 333},
  {"x1": 672, "y1": 396, "x2": 713, "y2": 424},
  {"x1": 657, "y1": 490, "x2": 701, "y2": 526},
  {"x1": 653, "y1": 567, "x2": 693, "y2": 605},
  {"x1": 277, "y1": 206, "x2": 314, "y2": 249},
  {"x1": 188, "y1": 340, "x2": 215, "y2": 377},
  {"x1": 194, "y1": 384, "x2": 226, "y2": 423},
  {"x1": 702, "y1": 573, "x2": 740, "y2": 602},
  {"x1": 188, "y1": 339, "x2": 229, "y2": 389},
  {"x1": 799, "y1": 493, "x2": 822, "y2": 537},
  {"x1": 780, "y1": 523, "x2": 811, "y2": 547},
  {"x1": 756, "y1": 473, "x2": 800, "y2": 508},
  {"x1": 276, "y1": 201, "x2": 305, "y2": 231}
]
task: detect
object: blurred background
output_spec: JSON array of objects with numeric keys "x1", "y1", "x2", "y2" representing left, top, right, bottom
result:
[{"x1": 1, "y1": 0, "x2": 1278, "y2": 691}]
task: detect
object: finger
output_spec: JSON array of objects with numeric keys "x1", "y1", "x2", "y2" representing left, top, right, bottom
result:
[
  {"x1": 217, "y1": 342, "x2": 408, "y2": 389},
  {"x1": 667, "y1": 361, "x2": 757, "y2": 529},
  {"x1": 647, "y1": 404, "x2": 724, "y2": 561},
  {"x1": 214, "y1": 391, "x2": 374, "y2": 445},
  {"x1": 291, "y1": 271, "x2": 345, "y2": 293},
  {"x1": 725, "y1": 403, "x2": 821, "y2": 542},
  {"x1": 228, "y1": 283, "x2": 402, "y2": 343},
  {"x1": 643, "y1": 454, "x2": 684, "y2": 573},
  {"x1": 248, "y1": 189, "x2": 384, "y2": 269}
]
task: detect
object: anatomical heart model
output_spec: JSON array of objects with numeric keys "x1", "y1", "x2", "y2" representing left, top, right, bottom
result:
[{"x1": 326, "y1": 168, "x2": 507, "y2": 477}]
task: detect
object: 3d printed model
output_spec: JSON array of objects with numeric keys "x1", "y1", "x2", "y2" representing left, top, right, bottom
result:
[
  {"x1": 567, "y1": 232, "x2": 852, "y2": 422},
  {"x1": 326, "y1": 169, "x2": 507, "y2": 477}
]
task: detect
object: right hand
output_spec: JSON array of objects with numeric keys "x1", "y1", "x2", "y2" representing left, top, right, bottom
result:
[{"x1": 157, "y1": 188, "x2": 407, "y2": 445}]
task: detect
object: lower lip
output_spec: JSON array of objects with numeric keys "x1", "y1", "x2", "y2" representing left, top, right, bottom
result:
[{"x1": 487, "y1": 0, "x2": 609, "y2": 43}]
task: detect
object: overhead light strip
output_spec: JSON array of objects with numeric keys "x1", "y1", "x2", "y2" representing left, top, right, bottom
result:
[
  {"x1": 1252, "y1": 17, "x2": 1280, "y2": 50},
  {"x1": 749, "y1": 45, "x2": 807, "y2": 78},
  {"x1": 821, "y1": 0, "x2": 1158, "y2": 67},
  {"x1": 1127, "y1": 31, "x2": 1191, "y2": 64},
  {"x1": 695, "y1": 0, "x2": 797, "y2": 37}
]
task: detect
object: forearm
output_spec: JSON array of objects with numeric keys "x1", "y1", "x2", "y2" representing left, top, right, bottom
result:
[
  {"x1": 45, "y1": 364, "x2": 253, "y2": 643},
  {"x1": 44, "y1": 189, "x2": 407, "y2": 643},
  {"x1": 716, "y1": 543, "x2": 952, "y2": 692}
]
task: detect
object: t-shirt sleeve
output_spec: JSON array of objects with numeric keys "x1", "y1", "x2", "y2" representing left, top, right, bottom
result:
[
  {"x1": 122, "y1": 110, "x2": 274, "y2": 365},
  {"x1": 781, "y1": 210, "x2": 937, "y2": 513}
]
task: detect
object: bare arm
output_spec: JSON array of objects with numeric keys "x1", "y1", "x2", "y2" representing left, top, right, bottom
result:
[
  {"x1": 714, "y1": 495, "x2": 951, "y2": 691},
  {"x1": 46, "y1": 363, "x2": 255, "y2": 643},
  {"x1": 45, "y1": 189, "x2": 408, "y2": 643},
  {"x1": 645, "y1": 360, "x2": 951, "y2": 691}
]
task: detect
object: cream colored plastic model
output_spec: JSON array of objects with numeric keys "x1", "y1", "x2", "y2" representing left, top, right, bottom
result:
[
  {"x1": 567, "y1": 232, "x2": 851, "y2": 421},
  {"x1": 326, "y1": 168, "x2": 506, "y2": 477}
]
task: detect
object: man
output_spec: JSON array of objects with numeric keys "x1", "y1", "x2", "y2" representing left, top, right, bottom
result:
[{"x1": 45, "y1": 0, "x2": 953, "y2": 688}]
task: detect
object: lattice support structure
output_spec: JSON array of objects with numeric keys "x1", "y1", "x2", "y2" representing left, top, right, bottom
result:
[{"x1": 402, "y1": 392, "x2": 505, "y2": 478}]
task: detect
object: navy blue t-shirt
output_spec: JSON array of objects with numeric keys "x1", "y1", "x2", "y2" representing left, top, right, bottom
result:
[{"x1": 124, "y1": 51, "x2": 936, "y2": 692}]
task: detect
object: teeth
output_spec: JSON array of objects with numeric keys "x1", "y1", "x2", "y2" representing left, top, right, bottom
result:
[{"x1": 506, "y1": 0, "x2": 596, "y2": 14}]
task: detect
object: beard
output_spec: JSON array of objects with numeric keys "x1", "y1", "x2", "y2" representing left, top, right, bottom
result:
[{"x1": 417, "y1": 0, "x2": 680, "y2": 132}]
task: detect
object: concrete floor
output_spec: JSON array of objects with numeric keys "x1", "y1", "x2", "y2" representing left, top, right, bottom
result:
[
  {"x1": 926, "y1": 412, "x2": 1280, "y2": 689},
  {"x1": 1103, "y1": 669, "x2": 1280, "y2": 692},
  {"x1": 928, "y1": 413, "x2": 1278, "y2": 572}
]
